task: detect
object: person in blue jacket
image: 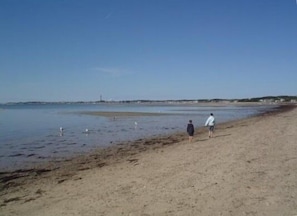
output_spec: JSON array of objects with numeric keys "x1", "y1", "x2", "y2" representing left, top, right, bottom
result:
[{"x1": 187, "y1": 120, "x2": 194, "y2": 142}]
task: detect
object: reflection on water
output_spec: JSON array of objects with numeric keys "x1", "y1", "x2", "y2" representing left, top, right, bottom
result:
[{"x1": 0, "y1": 103, "x2": 274, "y2": 170}]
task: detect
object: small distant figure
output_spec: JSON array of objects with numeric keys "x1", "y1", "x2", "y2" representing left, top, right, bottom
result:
[
  {"x1": 134, "y1": 121, "x2": 138, "y2": 129},
  {"x1": 59, "y1": 127, "x2": 64, "y2": 136},
  {"x1": 205, "y1": 113, "x2": 215, "y2": 138},
  {"x1": 83, "y1": 128, "x2": 90, "y2": 136},
  {"x1": 187, "y1": 120, "x2": 194, "y2": 142}
]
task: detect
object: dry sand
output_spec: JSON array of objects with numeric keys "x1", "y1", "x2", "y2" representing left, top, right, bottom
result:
[{"x1": 1, "y1": 105, "x2": 297, "y2": 216}]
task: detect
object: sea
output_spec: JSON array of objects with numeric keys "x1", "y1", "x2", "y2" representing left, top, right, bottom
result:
[{"x1": 0, "y1": 103, "x2": 276, "y2": 171}]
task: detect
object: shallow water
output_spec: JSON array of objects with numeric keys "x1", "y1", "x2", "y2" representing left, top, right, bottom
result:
[{"x1": 0, "y1": 103, "x2": 274, "y2": 170}]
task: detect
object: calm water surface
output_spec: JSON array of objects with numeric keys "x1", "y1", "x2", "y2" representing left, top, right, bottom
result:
[{"x1": 0, "y1": 103, "x2": 274, "y2": 170}]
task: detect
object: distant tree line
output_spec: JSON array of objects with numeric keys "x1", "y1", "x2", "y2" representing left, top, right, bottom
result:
[
  {"x1": 2, "y1": 95, "x2": 296, "y2": 105},
  {"x1": 237, "y1": 96, "x2": 297, "y2": 102}
]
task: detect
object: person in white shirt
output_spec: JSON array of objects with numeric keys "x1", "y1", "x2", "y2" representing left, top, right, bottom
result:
[{"x1": 205, "y1": 113, "x2": 215, "y2": 138}]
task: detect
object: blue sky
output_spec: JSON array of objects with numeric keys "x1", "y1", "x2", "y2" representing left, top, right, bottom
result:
[{"x1": 0, "y1": 0, "x2": 296, "y2": 102}]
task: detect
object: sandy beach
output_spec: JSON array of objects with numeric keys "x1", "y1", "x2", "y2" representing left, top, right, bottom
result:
[{"x1": 1, "y1": 104, "x2": 297, "y2": 216}]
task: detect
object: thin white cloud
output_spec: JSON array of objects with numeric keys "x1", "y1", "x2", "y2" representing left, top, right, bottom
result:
[
  {"x1": 92, "y1": 67, "x2": 131, "y2": 77},
  {"x1": 104, "y1": 11, "x2": 113, "y2": 20}
]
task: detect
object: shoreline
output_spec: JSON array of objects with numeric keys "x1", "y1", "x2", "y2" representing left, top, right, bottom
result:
[
  {"x1": 0, "y1": 105, "x2": 293, "y2": 185},
  {"x1": 0, "y1": 102, "x2": 276, "y2": 172},
  {"x1": 0, "y1": 103, "x2": 279, "y2": 172},
  {"x1": 1, "y1": 104, "x2": 296, "y2": 215}
]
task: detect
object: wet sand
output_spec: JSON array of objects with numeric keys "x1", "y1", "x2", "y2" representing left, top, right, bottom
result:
[
  {"x1": 0, "y1": 104, "x2": 296, "y2": 216},
  {"x1": 79, "y1": 111, "x2": 172, "y2": 117}
]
